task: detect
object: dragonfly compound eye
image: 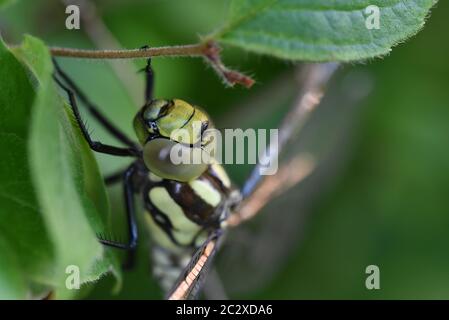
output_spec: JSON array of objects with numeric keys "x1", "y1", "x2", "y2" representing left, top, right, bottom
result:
[
  {"x1": 143, "y1": 138, "x2": 208, "y2": 182},
  {"x1": 134, "y1": 99, "x2": 211, "y2": 144}
]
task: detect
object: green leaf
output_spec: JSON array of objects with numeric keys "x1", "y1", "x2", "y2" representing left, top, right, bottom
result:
[
  {"x1": 0, "y1": 0, "x2": 15, "y2": 10},
  {"x1": 0, "y1": 35, "x2": 121, "y2": 298},
  {"x1": 19, "y1": 35, "x2": 120, "y2": 295},
  {"x1": 0, "y1": 236, "x2": 27, "y2": 299},
  {"x1": 214, "y1": 0, "x2": 438, "y2": 61},
  {"x1": 0, "y1": 36, "x2": 54, "y2": 295}
]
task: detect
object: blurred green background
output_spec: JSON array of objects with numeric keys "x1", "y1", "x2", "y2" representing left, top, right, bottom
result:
[{"x1": 1, "y1": 0, "x2": 448, "y2": 299}]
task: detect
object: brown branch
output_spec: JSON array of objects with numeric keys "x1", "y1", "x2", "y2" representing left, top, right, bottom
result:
[
  {"x1": 50, "y1": 4, "x2": 254, "y2": 89},
  {"x1": 255, "y1": 63, "x2": 340, "y2": 177},
  {"x1": 202, "y1": 42, "x2": 255, "y2": 88},
  {"x1": 50, "y1": 43, "x2": 206, "y2": 59},
  {"x1": 50, "y1": 40, "x2": 254, "y2": 88},
  {"x1": 227, "y1": 63, "x2": 340, "y2": 227},
  {"x1": 53, "y1": 1, "x2": 255, "y2": 88},
  {"x1": 227, "y1": 154, "x2": 315, "y2": 227}
]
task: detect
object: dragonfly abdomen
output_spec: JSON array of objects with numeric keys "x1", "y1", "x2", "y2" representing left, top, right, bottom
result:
[{"x1": 142, "y1": 164, "x2": 239, "y2": 293}]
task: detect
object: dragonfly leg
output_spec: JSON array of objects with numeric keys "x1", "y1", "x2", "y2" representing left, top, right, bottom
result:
[
  {"x1": 53, "y1": 75, "x2": 140, "y2": 157},
  {"x1": 98, "y1": 164, "x2": 139, "y2": 250},
  {"x1": 139, "y1": 45, "x2": 154, "y2": 103},
  {"x1": 53, "y1": 58, "x2": 138, "y2": 150}
]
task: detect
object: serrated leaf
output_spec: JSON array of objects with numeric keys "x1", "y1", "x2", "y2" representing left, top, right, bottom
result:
[{"x1": 214, "y1": 0, "x2": 438, "y2": 61}]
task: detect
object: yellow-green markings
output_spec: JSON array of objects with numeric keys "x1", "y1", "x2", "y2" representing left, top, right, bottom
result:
[
  {"x1": 148, "y1": 172, "x2": 163, "y2": 182},
  {"x1": 211, "y1": 163, "x2": 231, "y2": 188},
  {"x1": 144, "y1": 214, "x2": 180, "y2": 252},
  {"x1": 149, "y1": 187, "x2": 201, "y2": 245},
  {"x1": 189, "y1": 180, "x2": 221, "y2": 207}
]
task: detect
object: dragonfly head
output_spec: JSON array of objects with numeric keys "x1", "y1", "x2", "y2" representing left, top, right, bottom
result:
[{"x1": 133, "y1": 99, "x2": 212, "y2": 182}]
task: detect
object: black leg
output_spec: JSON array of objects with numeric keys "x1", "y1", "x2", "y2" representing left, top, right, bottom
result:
[
  {"x1": 122, "y1": 248, "x2": 137, "y2": 270},
  {"x1": 144, "y1": 58, "x2": 154, "y2": 103},
  {"x1": 54, "y1": 76, "x2": 140, "y2": 157},
  {"x1": 98, "y1": 164, "x2": 138, "y2": 250},
  {"x1": 104, "y1": 168, "x2": 127, "y2": 185},
  {"x1": 139, "y1": 46, "x2": 154, "y2": 103},
  {"x1": 52, "y1": 58, "x2": 138, "y2": 149}
]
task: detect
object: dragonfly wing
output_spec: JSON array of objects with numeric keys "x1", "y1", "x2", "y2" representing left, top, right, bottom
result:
[
  {"x1": 217, "y1": 66, "x2": 374, "y2": 296},
  {"x1": 167, "y1": 230, "x2": 224, "y2": 300}
]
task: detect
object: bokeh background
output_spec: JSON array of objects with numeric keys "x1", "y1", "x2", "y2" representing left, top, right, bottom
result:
[{"x1": 1, "y1": 0, "x2": 448, "y2": 299}]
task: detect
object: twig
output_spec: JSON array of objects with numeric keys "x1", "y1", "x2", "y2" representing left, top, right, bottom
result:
[
  {"x1": 202, "y1": 42, "x2": 255, "y2": 88},
  {"x1": 227, "y1": 154, "x2": 315, "y2": 227},
  {"x1": 277, "y1": 63, "x2": 340, "y2": 150},
  {"x1": 231, "y1": 63, "x2": 340, "y2": 226},
  {"x1": 50, "y1": 40, "x2": 254, "y2": 88},
  {"x1": 50, "y1": 43, "x2": 206, "y2": 59}
]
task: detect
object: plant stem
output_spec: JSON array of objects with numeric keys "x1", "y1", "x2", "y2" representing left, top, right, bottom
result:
[
  {"x1": 50, "y1": 41, "x2": 254, "y2": 88},
  {"x1": 227, "y1": 154, "x2": 316, "y2": 227},
  {"x1": 50, "y1": 43, "x2": 207, "y2": 59}
]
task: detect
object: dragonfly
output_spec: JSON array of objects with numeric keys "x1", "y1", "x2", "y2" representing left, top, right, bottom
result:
[{"x1": 52, "y1": 55, "x2": 338, "y2": 300}]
